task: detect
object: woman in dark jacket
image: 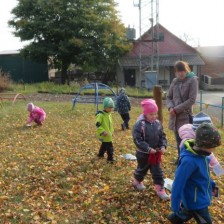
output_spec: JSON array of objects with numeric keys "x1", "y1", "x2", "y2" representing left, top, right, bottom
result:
[{"x1": 166, "y1": 61, "x2": 198, "y2": 163}]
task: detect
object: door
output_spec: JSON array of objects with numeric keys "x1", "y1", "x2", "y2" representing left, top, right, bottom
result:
[{"x1": 124, "y1": 69, "x2": 136, "y2": 86}]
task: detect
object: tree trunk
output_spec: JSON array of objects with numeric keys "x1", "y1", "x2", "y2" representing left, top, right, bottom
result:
[{"x1": 61, "y1": 62, "x2": 69, "y2": 85}]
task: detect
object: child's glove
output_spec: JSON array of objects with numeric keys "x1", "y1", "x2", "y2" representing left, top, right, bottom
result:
[
  {"x1": 159, "y1": 147, "x2": 165, "y2": 154},
  {"x1": 149, "y1": 147, "x2": 157, "y2": 154}
]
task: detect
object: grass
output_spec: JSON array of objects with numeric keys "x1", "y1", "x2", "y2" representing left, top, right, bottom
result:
[
  {"x1": 0, "y1": 100, "x2": 223, "y2": 223},
  {"x1": 6, "y1": 82, "x2": 154, "y2": 98}
]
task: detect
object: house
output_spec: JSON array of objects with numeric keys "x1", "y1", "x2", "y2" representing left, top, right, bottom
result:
[
  {"x1": 117, "y1": 24, "x2": 205, "y2": 89},
  {"x1": 0, "y1": 50, "x2": 48, "y2": 83},
  {"x1": 196, "y1": 46, "x2": 224, "y2": 90},
  {"x1": 196, "y1": 46, "x2": 224, "y2": 77}
]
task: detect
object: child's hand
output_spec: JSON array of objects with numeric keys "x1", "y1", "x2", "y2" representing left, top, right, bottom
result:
[
  {"x1": 149, "y1": 148, "x2": 157, "y2": 154},
  {"x1": 159, "y1": 147, "x2": 165, "y2": 154},
  {"x1": 102, "y1": 131, "x2": 108, "y2": 136}
]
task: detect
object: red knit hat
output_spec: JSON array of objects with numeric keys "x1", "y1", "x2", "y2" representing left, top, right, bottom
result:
[{"x1": 141, "y1": 99, "x2": 158, "y2": 115}]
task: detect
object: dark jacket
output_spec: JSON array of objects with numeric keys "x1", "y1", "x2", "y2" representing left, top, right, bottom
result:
[
  {"x1": 171, "y1": 139, "x2": 214, "y2": 212},
  {"x1": 166, "y1": 75, "x2": 198, "y2": 131},
  {"x1": 116, "y1": 93, "x2": 131, "y2": 114},
  {"x1": 132, "y1": 117, "x2": 167, "y2": 154}
]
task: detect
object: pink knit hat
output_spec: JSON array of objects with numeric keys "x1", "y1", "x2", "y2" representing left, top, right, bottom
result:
[
  {"x1": 27, "y1": 102, "x2": 35, "y2": 112},
  {"x1": 178, "y1": 124, "x2": 195, "y2": 140},
  {"x1": 141, "y1": 99, "x2": 158, "y2": 115},
  {"x1": 178, "y1": 124, "x2": 195, "y2": 149}
]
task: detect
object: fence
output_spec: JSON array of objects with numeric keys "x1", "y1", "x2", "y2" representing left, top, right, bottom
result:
[{"x1": 194, "y1": 90, "x2": 224, "y2": 128}]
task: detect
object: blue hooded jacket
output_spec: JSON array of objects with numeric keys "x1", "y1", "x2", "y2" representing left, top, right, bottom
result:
[{"x1": 171, "y1": 139, "x2": 214, "y2": 212}]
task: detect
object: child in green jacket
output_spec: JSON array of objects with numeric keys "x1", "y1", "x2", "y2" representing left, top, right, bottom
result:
[{"x1": 96, "y1": 97, "x2": 115, "y2": 162}]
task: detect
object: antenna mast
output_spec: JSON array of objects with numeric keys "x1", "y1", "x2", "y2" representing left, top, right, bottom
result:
[{"x1": 134, "y1": 0, "x2": 160, "y2": 75}]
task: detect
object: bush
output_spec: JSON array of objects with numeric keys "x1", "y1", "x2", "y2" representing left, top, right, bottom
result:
[{"x1": 0, "y1": 69, "x2": 12, "y2": 92}]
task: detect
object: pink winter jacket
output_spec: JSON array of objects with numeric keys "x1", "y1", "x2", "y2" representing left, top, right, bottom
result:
[{"x1": 28, "y1": 106, "x2": 46, "y2": 123}]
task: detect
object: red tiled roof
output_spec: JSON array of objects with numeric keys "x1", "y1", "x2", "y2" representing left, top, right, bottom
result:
[
  {"x1": 119, "y1": 23, "x2": 204, "y2": 68},
  {"x1": 129, "y1": 24, "x2": 198, "y2": 57}
]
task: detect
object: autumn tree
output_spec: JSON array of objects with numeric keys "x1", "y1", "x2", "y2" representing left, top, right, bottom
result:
[{"x1": 9, "y1": 0, "x2": 131, "y2": 84}]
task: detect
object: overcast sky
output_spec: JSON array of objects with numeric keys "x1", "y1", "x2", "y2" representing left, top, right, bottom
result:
[
  {"x1": 116, "y1": 0, "x2": 224, "y2": 47},
  {"x1": 0, "y1": 0, "x2": 224, "y2": 51}
]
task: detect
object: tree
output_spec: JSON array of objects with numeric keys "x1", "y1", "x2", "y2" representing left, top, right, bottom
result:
[{"x1": 9, "y1": 0, "x2": 131, "y2": 84}]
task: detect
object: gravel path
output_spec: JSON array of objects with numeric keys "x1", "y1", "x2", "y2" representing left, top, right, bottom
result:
[
  {"x1": 26, "y1": 93, "x2": 74, "y2": 102},
  {"x1": 26, "y1": 93, "x2": 143, "y2": 106}
]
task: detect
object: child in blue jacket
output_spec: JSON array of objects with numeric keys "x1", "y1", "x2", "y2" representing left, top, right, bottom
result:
[{"x1": 168, "y1": 123, "x2": 221, "y2": 224}]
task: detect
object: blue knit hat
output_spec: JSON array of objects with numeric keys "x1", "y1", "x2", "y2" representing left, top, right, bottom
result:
[{"x1": 192, "y1": 112, "x2": 212, "y2": 130}]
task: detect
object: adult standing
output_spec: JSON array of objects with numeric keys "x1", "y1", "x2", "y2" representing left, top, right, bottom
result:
[
  {"x1": 166, "y1": 61, "x2": 198, "y2": 163},
  {"x1": 116, "y1": 87, "x2": 131, "y2": 130}
]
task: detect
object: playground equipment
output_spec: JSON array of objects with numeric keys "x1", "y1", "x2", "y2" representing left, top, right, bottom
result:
[
  {"x1": 72, "y1": 82, "x2": 117, "y2": 112},
  {"x1": 0, "y1": 93, "x2": 26, "y2": 104}
]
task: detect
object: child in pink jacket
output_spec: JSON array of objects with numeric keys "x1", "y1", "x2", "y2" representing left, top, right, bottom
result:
[{"x1": 27, "y1": 102, "x2": 46, "y2": 126}]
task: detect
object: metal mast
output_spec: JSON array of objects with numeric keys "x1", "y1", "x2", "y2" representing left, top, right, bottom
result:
[{"x1": 134, "y1": 0, "x2": 160, "y2": 74}]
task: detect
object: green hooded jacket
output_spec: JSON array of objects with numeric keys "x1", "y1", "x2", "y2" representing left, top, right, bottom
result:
[{"x1": 96, "y1": 111, "x2": 114, "y2": 142}]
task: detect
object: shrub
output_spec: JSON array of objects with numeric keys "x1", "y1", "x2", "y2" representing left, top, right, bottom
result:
[{"x1": 0, "y1": 69, "x2": 12, "y2": 92}]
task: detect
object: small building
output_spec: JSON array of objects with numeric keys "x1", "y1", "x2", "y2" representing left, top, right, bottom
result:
[
  {"x1": 196, "y1": 46, "x2": 224, "y2": 90},
  {"x1": 117, "y1": 24, "x2": 205, "y2": 89},
  {"x1": 0, "y1": 50, "x2": 48, "y2": 83}
]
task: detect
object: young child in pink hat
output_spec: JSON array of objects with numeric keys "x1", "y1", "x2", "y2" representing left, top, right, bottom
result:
[
  {"x1": 132, "y1": 99, "x2": 170, "y2": 200},
  {"x1": 27, "y1": 102, "x2": 46, "y2": 126}
]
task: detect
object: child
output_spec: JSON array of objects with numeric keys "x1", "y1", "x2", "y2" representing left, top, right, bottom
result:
[
  {"x1": 192, "y1": 111, "x2": 213, "y2": 131},
  {"x1": 96, "y1": 97, "x2": 115, "y2": 163},
  {"x1": 178, "y1": 123, "x2": 220, "y2": 169},
  {"x1": 168, "y1": 123, "x2": 221, "y2": 223},
  {"x1": 27, "y1": 102, "x2": 46, "y2": 126},
  {"x1": 132, "y1": 99, "x2": 170, "y2": 200},
  {"x1": 178, "y1": 111, "x2": 220, "y2": 169},
  {"x1": 115, "y1": 88, "x2": 131, "y2": 130}
]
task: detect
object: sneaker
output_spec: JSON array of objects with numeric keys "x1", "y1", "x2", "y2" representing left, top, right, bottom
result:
[
  {"x1": 97, "y1": 154, "x2": 104, "y2": 159},
  {"x1": 167, "y1": 213, "x2": 184, "y2": 224},
  {"x1": 154, "y1": 185, "x2": 170, "y2": 200},
  {"x1": 107, "y1": 159, "x2": 116, "y2": 164},
  {"x1": 121, "y1": 123, "x2": 126, "y2": 131},
  {"x1": 132, "y1": 178, "x2": 146, "y2": 191}
]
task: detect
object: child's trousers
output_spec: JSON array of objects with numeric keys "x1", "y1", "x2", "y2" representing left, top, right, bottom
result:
[
  {"x1": 134, "y1": 151, "x2": 164, "y2": 186},
  {"x1": 98, "y1": 142, "x2": 114, "y2": 161},
  {"x1": 120, "y1": 113, "x2": 130, "y2": 128},
  {"x1": 168, "y1": 207, "x2": 212, "y2": 224}
]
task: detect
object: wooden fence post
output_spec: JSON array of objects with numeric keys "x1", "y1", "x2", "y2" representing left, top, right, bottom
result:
[{"x1": 153, "y1": 85, "x2": 163, "y2": 124}]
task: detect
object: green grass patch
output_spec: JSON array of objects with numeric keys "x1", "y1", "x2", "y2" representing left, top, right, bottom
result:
[{"x1": 7, "y1": 81, "x2": 155, "y2": 98}]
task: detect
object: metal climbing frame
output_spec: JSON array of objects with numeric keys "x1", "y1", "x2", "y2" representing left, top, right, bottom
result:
[
  {"x1": 72, "y1": 82, "x2": 117, "y2": 112},
  {"x1": 0, "y1": 93, "x2": 26, "y2": 104}
]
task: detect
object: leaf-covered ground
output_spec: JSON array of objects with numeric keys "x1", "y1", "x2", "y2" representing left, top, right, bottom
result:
[{"x1": 0, "y1": 101, "x2": 223, "y2": 224}]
